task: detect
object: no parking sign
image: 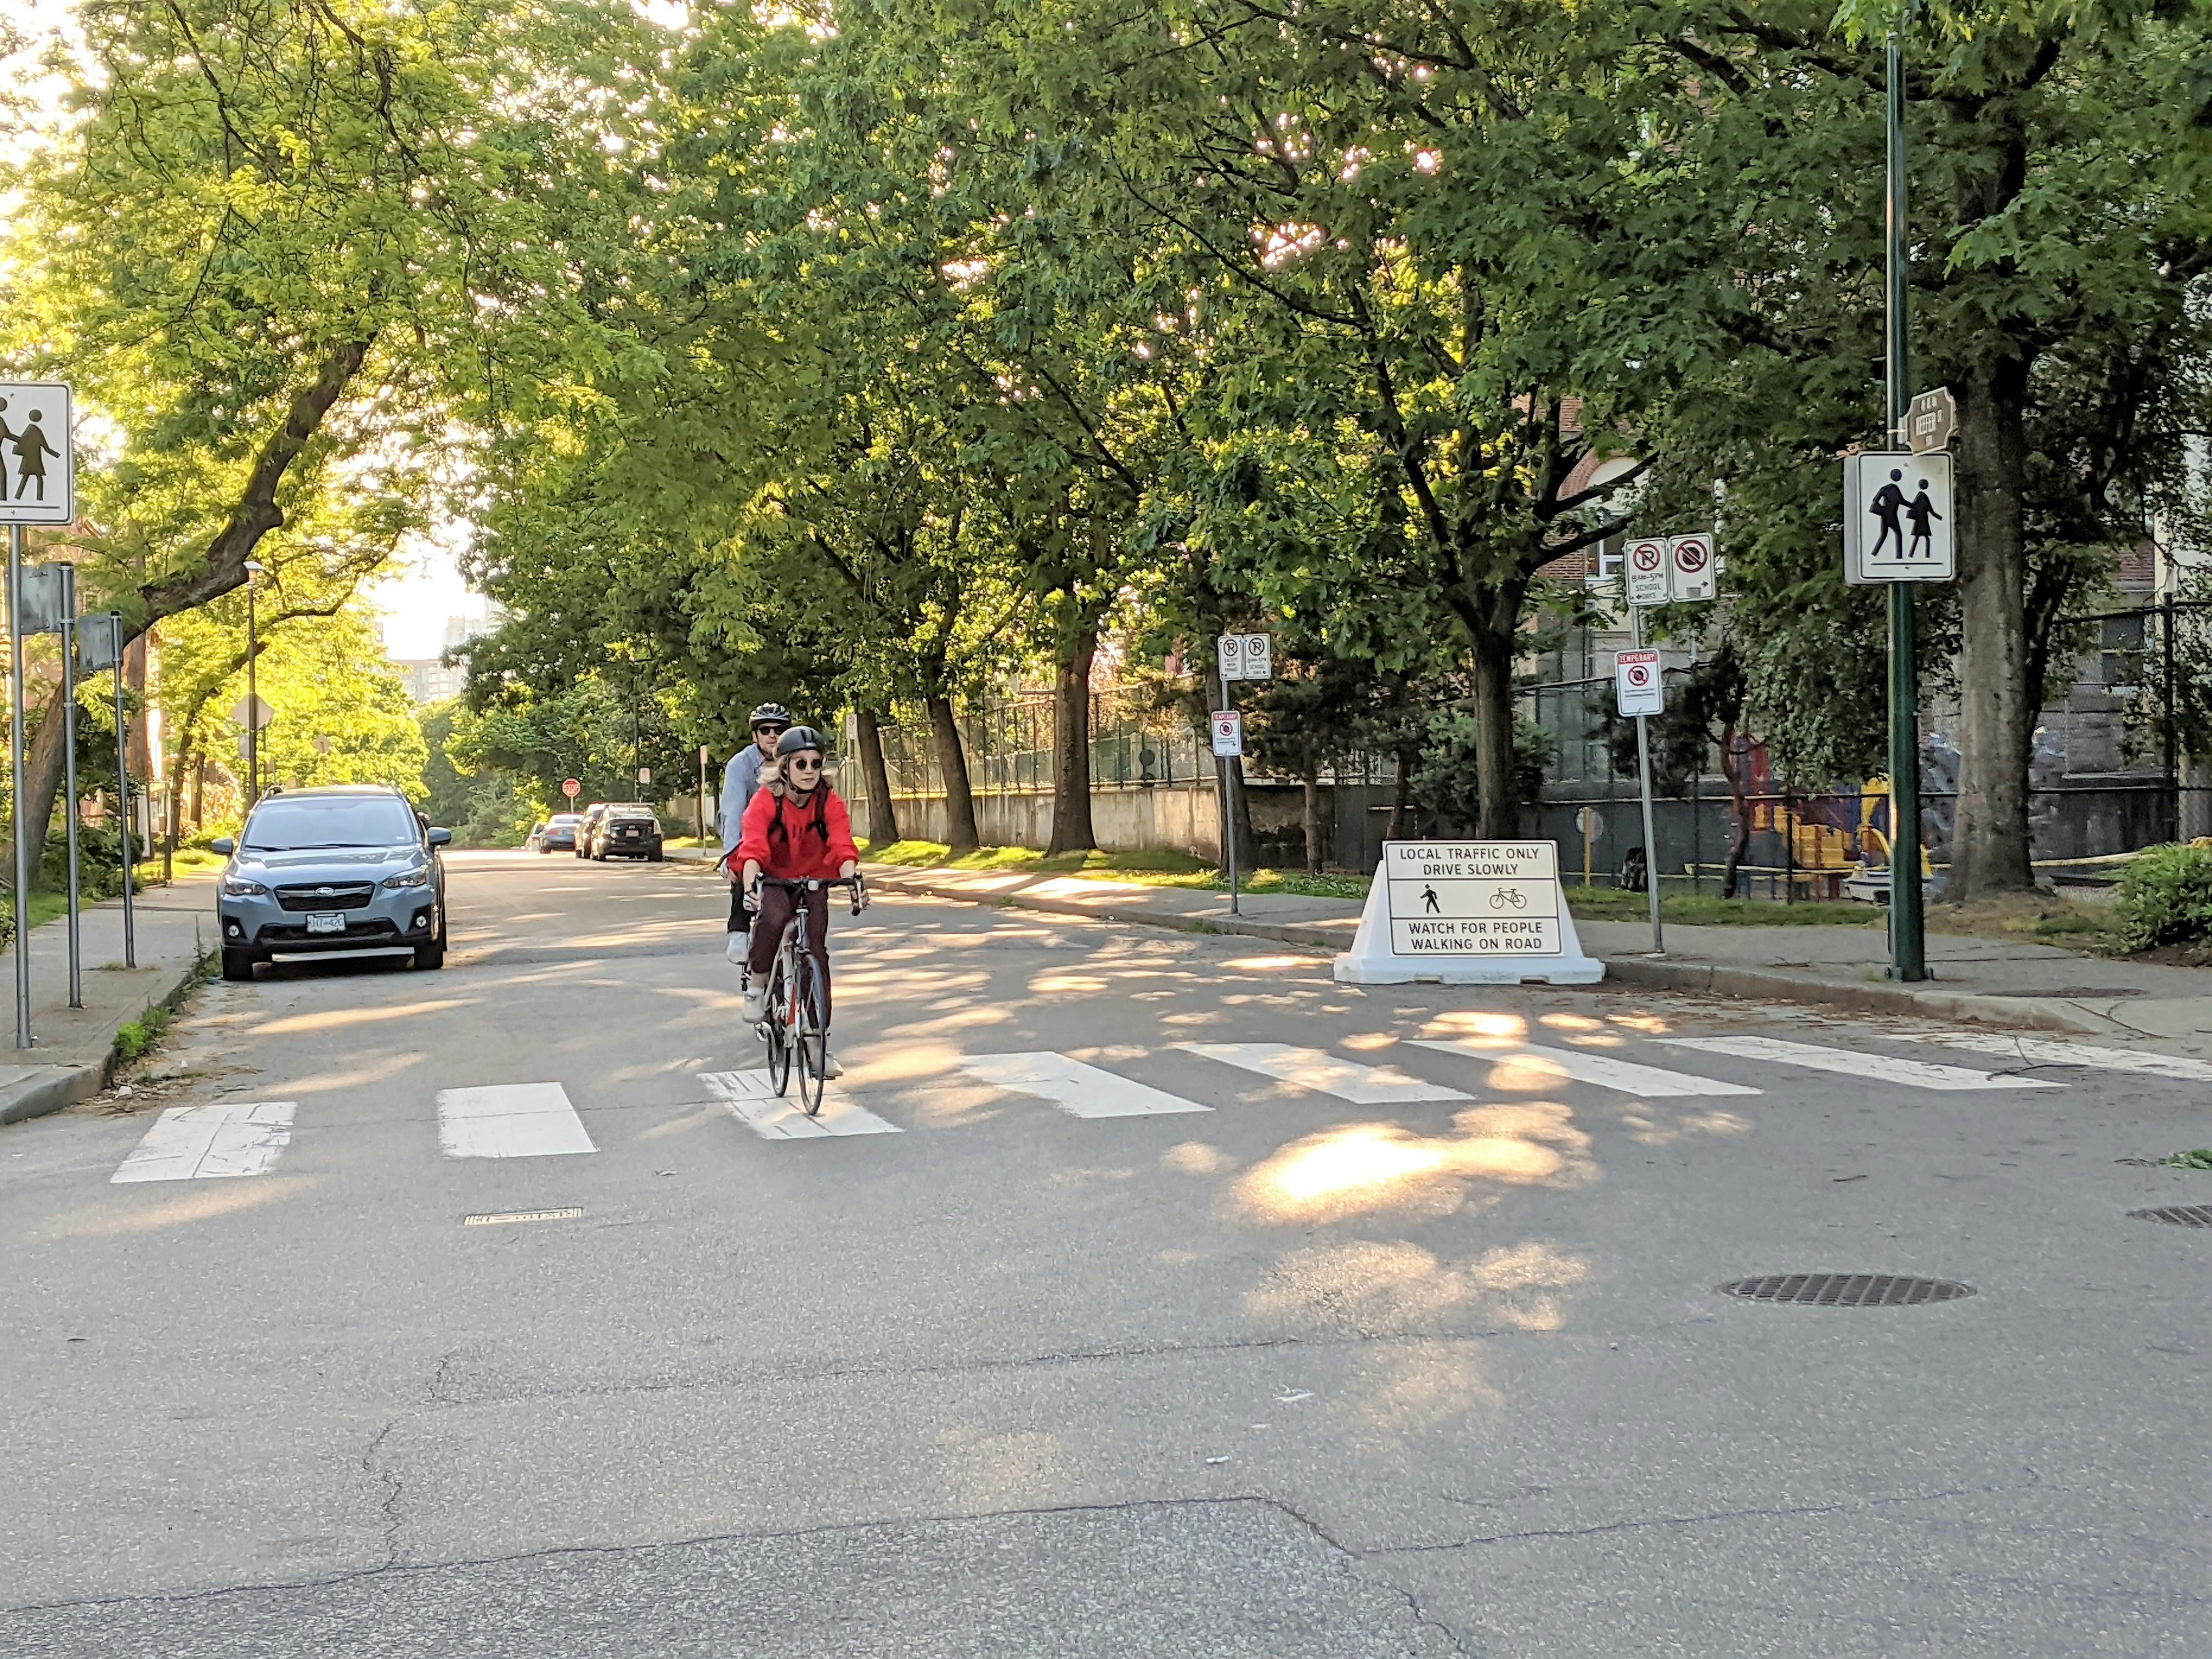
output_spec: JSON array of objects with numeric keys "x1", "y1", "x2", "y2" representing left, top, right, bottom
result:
[
  {"x1": 1624, "y1": 537, "x2": 1669, "y2": 607},
  {"x1": 1667, "y1": 533, "x2": 1716, "y2": 602},
  {"x1": 1615, "y1": 649, "x2": 1663, "y2": 716}
]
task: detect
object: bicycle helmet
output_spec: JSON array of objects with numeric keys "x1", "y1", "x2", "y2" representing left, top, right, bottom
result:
[
  {"x1": 775, "y1": 724, "x2": 826, "y2": 758},
  {"x1": 748, "y1": 701, "x2": 794, "y2": 731}
]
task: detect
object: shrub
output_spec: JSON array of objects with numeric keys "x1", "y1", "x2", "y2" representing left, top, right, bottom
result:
[{"x1": 2113, "y1": 843, "x2": 2212, "y2": 952}]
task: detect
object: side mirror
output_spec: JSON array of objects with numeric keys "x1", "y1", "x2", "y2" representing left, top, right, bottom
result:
[
  {"x1": 427, "y1": 827, "x2": 453, "y2": 847},
  {"x1": 210, "y1": 837, "x2": 236, "y2": 855}
]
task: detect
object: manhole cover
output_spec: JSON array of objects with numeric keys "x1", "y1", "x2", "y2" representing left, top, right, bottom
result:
[
  {"x1": 2129, "y1": 1205, "x2": 2212, "y2": 1228},
  {"x1": 1719, "y1": 1273, "x2": 1976, "y2": 1307}
]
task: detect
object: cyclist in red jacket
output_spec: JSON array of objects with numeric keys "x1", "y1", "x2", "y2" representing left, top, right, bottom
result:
[{"x1": 729, "y1": 726, "x2": 866, "y2": 1071}]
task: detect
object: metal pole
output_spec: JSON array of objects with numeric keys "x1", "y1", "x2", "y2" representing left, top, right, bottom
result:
[
  {"x1": 1224, "y1": 680, "x2": 1240, "y2": 916},
  {"x1": 60, "y1": 566, "x2": 81, "y2": 1009},
  {"x1": 115, "y1": 641, "x2": 134, "y2": 968},
  {"x1": 9, "y1": 526, "x2": 31, "y2": 1047},
  {"x1": 1630, "y1": 605, "x2": 1662, "y2": 953},
  {"x1": 1885, "y1": 21, "x2": 1927, "y2": 981},
  {"x1": 245, "y1": 582, "x2": 258, "y2": 810},
  {"x1": 2162, "y1": 595, "x2": 2178, "y2": 842}
]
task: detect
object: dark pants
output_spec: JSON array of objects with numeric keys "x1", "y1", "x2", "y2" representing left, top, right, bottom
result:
[
  {"x1": 748, "y1": 883, "x2": 833, "y2": 1023},
  {"x1": 727, "y1": 881, "x2": 749, "y2": 935}
]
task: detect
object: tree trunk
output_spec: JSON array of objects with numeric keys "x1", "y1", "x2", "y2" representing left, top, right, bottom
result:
[
  {"x1": 1719, "y1": 726, "x2": 1750, "y2": 900},
  {"x1": 924, "y1": 695, "x2": 980, "y2": 855},
  {"x1": 1300, "y1": 773, "x2": 1323, "y2": 872},
  {"x1": 190, "y1": 753, "x2": 205, "y2": 830},
  {"x1": 853, "y1": 706, "x2": 901, "y2": 847},
  {"x1": 1949, "y1": 354, "x2": 2038, "y2": 898},
  {"x1": 1469, "y1": 644, "x2": 1519, "y2": 839},
  {"x1": 1044, "y1": 620, "x2": 1098, "y2": 856},
  {"x1": 11, "y1": 684, "x2": 69, "y2": 888}
]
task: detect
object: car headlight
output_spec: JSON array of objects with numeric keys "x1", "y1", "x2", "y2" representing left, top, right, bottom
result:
[
  {"x1": 381, "y1": 867, "x2": 431, "y2": 890},
  {"x1": 222, "y1": 875, "x2": 268, "y2": 897}
]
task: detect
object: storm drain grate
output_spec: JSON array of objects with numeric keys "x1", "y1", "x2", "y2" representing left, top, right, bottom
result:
[
  {"x1": 1719, "y1": 1273, "x2": 1976, "y2": 1307},
  {"x1": 2128, "y1": 1205, "x2": 2212, "y2": 1229}
]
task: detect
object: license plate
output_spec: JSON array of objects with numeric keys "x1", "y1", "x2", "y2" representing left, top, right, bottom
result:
[{"x1": 305, "y1": 912, "x2": 345, "y2": 935}]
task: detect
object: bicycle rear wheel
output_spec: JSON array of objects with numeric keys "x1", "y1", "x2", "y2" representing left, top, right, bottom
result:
[
  {"x1": 763, "y1": 957, "x2": 792, "y2": 1096},
  {"x1": 794, "y1": 954, "x2": 829, "y2": 1116}
]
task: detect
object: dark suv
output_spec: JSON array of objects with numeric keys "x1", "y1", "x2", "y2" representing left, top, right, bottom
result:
[{"x1": 588, "y1": 803, "x2": 663, "y2": 861}]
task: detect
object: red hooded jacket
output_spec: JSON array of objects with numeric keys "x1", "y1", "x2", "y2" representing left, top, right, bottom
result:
[{"x1": 730, "y1": 785, "x2": 860, "y2": 881}]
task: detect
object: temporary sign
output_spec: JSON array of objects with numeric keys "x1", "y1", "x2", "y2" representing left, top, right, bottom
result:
[
  {"x1": 1615, "y1": 648, "x2": 1663, "y2": 717},
  {"x1": 0, "y1": 382, "x2": 73, "y2": 527},
  {"x1": 1334, "y1": 841, "x2": 1604, "y2": 986},
  {"x1": 1666, "y1": 533, "x2": 1717, "y2": 603},
  {"x1": 1216, "y1": 633, "x2": 1273, "y2": 682},
  {"x1": 1624, "y1": 537, "x2": 1669, "y2": 607},
  {"x1": 1210, "y1": 710, "x2": 1243, "y2": 757},
  {"x1": 1844, "y1": 453, "x2": 1954, "y2": 584},
  {"x1": 562, "y1": 777, "x2": 582, "y2": 800},
  {"x1": 13, "y1": 565, "x2": 70, "y2": 635},
  {"x1": 76, "y1": 612, "x2": 121, "y2": 672}
]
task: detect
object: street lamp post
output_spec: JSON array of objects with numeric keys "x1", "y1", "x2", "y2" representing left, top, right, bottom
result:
[{"x1": 244, "y1": 560, "x2": 266, "y2": 809}]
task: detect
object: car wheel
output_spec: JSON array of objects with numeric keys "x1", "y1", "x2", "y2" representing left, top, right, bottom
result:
[
  {"x1": 220, "y1": 948, "x2": 257, "y2": 983},
  {"x1": 649, "y1": 850, "x2": 663, "y2": 862},
  {"x1": 414, "y1": 940, "x2": 445, "y2": 970}
]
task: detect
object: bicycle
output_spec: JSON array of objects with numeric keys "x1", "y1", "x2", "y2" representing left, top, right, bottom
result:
[{"x1": 748, "y1": 873, "x2": 866, "y2": 1115}]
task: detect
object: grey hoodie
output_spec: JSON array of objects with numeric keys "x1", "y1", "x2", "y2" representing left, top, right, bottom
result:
[{"x1": 719, "y1": 744, "x2": 774, "y2": 854}]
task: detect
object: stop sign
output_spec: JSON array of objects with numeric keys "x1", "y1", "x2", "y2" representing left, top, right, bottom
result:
[{"x1": 562, "y1": 777, "x2": 581, "y2": 800}]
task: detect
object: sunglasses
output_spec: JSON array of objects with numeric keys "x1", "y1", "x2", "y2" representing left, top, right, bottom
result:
[
  {"x1": 754, "y1": 724, "x2": 788, "y2": 736},
  {"x1": 785, "y1": 756, "x2": 823, "y2": 772}
]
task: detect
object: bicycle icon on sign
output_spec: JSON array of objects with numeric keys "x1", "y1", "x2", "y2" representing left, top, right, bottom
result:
[{"x1": 1488, "y1": 888, "x2": 1528, "y2": 911}]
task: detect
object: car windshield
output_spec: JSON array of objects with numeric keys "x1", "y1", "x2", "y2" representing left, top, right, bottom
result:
[{"x1": 242, "y1": 796, "x2": 419, "y2": 852}]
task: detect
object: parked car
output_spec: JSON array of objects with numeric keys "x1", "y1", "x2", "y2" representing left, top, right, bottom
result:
[
  {"x1": 524, "y1": 821, "x2": 546, "y2": 852},
  {"x1": 211, "y1": 785, "x2": 449, "y2": 982},
  {"x1": 574, "y1": 803, "x2": 610, "y2": 857},
  {"x1": 588, "y1": 803, "x2": 664, "y2": 861},
  {"x1": 538, "y1": 812, "x2": 583, "y2": 853}
]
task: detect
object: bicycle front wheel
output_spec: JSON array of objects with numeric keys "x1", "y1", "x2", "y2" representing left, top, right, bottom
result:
[
  {"x1": 763, "y1": 959, "x2": 792, "y2": 1096},
  {"x1": 794, "y1": 954, "x2": 830, "y2": 1116}
]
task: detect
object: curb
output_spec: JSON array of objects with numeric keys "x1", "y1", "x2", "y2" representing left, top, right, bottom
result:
[
  {"x1": 867, "y1": 869, "x2": 2118, "y2": 1038},
  {"x1": 0, "y1": 947, "x2": 217, "y2": 1128}
]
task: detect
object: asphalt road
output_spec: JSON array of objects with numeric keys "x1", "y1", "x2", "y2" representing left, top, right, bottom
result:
[{"x1": 3, "y1": 850, "x2": 2208, "y2": 1656}]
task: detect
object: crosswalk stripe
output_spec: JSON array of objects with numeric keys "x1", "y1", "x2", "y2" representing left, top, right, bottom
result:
[
  {"x1": 698, "y1": 1070, "x2": 901, "y2": 1139},
  {"x1": 956, "y1": 1052, "x2": 1212, "y2": 1118},
  {"x1": 1897, "y1": 1032, "x2": 2212, "y2": 1084},
  {"x1": 1660, "y1": 1034, "x2": 2064, "y2": 1091},
  {"x1": 111, "y1": 1101, "x2": 296, "y2": 1183},
  {"x1": 1409, "y1": 1037, "x2": 1762, "y2": 1098},
  {"x1": 437, "y1": 1082, "x2": 596, "y2": 1159},
  {"x1": 1179, "y1": 1042, "x2": 1469, "y2": 1104}
]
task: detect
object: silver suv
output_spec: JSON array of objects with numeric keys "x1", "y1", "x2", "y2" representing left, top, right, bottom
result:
[{"x1": 211, "y1": 786, "x2": 451, "y2": 982}]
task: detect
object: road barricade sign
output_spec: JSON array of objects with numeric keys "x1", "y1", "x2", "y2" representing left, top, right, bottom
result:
[{"x1": 1334, "y1": 840, "x2": 1604, "y2": 986}]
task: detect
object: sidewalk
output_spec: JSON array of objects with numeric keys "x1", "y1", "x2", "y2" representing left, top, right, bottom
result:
[
  {"x1": 862, "y1": 862, "x2": 2212, "y2": 1054},
  {"x1": 0, "y1": 872, "x2": 218, "y2": 1126}
]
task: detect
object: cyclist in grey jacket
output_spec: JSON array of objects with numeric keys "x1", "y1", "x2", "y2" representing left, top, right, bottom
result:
[{"x1": 720, "y1": 703, "x2": 793, "y2": 961}]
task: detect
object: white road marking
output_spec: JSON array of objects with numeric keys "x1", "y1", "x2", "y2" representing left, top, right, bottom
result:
[
  {"x1": 111, "y1": 1101, "x2": 296, "y2": 1183},
  {"x1": 1660, "y1": 1034, "x2": 2064, "y2": 1091},
  {"x1": 956, "y1": 1053, "x2": 1213, "y2": 1118},
  {"x1": 1409, "y1": 1038, "x2": 1762, "y2": 1098},
  {"x1": 437, "y1": 1082, "x2": 596, "y2": 1159},
  {"x1": 1897, "y1": 1032, "x2": 2212, "y2": 1084},
  {"x1": 1179, "y1": 1042, "x2": 1469, "y2": 1104},
  {"x1": 698, "y1": 1070, "x2": 901, "y2": 1139}
]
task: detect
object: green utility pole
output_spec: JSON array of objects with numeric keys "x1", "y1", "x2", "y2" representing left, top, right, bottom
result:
[{"x1": 1885, "y1": 24, "x2": 1927, "y2": 982}]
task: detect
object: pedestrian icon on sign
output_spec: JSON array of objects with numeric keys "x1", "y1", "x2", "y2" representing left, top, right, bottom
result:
[
  {"x1": 1867, "y1": 469, "x2": 1907, "y2": 561},
  {"x1": 1906, "y1": 478, "x2": 1943, "y2": 560},
  {"x1": 1421, "y1": 884, "x2": 1441, "y2": 914},
  {"x1": 12, "y1": 407, "x2": 58, "y2": 501}
]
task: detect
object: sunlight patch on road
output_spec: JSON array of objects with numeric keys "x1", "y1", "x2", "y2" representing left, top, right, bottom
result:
[
  {"x1": 1247, "y1": 1238, "x2": 1591, "y2": 1335},
  {"x1": 1220, "y1": 954, "x2": 1317, "y2": 972},
  {"x1": 1340, "y1": 1031, "x2": 1397, "y2": 1051},
  {"x1": 1616, "y1": 1104, "x2": 1754, "y2": 1146},
  {"x1": 250, "y1": 998, "x2": 473, "y2": 1036},
  {"x1": 1028, "y1": 973, "x2": 1110, "y2": 994},
  {"x1": 1163, "y1": 1141, "x2": 1237, "y2": 1175},
  {"x1": 35, "y1": 1174, "x2": 317, "y2": 1240},
  {"x1": 1608, "y1": 1012, "x2": 1674, "y2": 1034},
  {"x1": 1232, "y1": 1102, "x2": 1595, "y2": 1224},
  {"x1": 1425, "y1": 1011, "x2": 1529, "y2": 1041},
  {"x1": 1541, "y1": 1013, "x2": 1604, "y2": 1030},
  {"x1": 264, "y1": 1053, "x2": 424, "y2": 1093}
]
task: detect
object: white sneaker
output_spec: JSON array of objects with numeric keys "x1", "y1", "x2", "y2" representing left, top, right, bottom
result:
[
  {"x1": 725, "y1": 932, "x2": 748, "y2": 965},
  {"x1": 819, "y1": 1050, "x2": 844, "y2": 1080},
  {"x1": 740, "y1": 988, "x2": 766, "y2": 1023}
]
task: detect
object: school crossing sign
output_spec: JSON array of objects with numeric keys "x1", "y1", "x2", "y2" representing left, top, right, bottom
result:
[{"x1": 1334, "y1": 841, "x2": 1604, "y2": 986}]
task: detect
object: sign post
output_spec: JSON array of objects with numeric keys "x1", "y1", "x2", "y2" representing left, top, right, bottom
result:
[
  {"x1": 58, "y1": 566, "x2": 81, "y2": 1009},
  {"x1": 78, "y1": 614, "x2": 127, "y2": 966},
  {"x1": 1616, "y1": 640, "x2": 1666, "y2": 953},
  {"x1": 1214, "y1": 635, "x2": 1271, "y2": 917},
  {"x1": 1334, "y1": 842, "x2": 1604, "y2": 985}
]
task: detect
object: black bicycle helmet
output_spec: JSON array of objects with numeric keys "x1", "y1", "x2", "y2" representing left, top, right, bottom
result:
[
  {"x1": 775, "y1": 724, "x2": 826, "y2": 758},
  {"x1": 748, "y1": 701, "x2": 794, "y2": 730}
]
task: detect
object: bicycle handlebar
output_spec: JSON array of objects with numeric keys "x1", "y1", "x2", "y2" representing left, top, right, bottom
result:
[{"x1": 752, "y1": 872, "x2": 868, "y2": 913}]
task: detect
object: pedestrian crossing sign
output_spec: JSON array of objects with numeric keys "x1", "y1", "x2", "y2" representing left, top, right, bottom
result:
[
  {"x1": 1335, "y1": 840, "x2": 1604, "y2": 986},
  {"x1": 1844, "y1": 452, "x2": 1953, "y2": 584},
  {"x1": 0, "y1": 382, "x2": 73, "y2": 527}
]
